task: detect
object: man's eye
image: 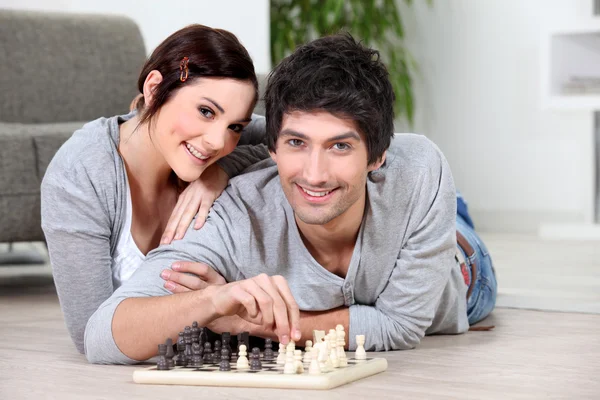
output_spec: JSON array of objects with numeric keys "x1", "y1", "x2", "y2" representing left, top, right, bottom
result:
[
  {"x1": 333, "y1": 143, "x2": 350, "y2": 151},
  {"x1": 288, "y1": 139, "x2": 304, "y2": 147},
  {"x1": 199, "y1": 107, "x2": 214, "y2": 118}
]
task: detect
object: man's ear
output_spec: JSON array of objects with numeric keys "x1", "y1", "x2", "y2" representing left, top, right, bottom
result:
[
  {"x1": 269, "y1": 149, "x2": 277, "y2": 164},
  {"x1": 368, "y1": 151, "x2": 386, "y2": 172},
  {"x1": 142, "y1": 70, "x2": 163, "y2": 107}
]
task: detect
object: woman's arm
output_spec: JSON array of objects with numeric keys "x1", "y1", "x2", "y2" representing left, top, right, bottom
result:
[{"x1": 41, "y1": 163, "x2": 115, "y2": 354}]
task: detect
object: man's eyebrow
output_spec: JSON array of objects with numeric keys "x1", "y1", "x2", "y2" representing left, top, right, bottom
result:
[
  {"x1": 202, "y1": 97, "x2": 224, "y2": 113},
  {"x1": 279, "y1": 129, "x2": 361, "y2": 142}
]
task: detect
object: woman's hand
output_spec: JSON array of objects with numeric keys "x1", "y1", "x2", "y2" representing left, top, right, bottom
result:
[
  {"x1": 161, "y1": 262, "x2": 226, "y2": 293},
  {"x1": 161, "y1": 164, "x2": 229, "y2": 245}
]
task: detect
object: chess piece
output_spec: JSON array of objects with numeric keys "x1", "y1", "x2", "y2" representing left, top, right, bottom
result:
[
  {"x1": 191, "y1": 321, "x2": 200, "y2": 344},
  {"x1": 308, "y1": 345, "x2": 321, "y2": 375},
  {"x1": 355, "y1": 335, "x2": 367, "y2": 360},
  {"x1": 294, "y1": 350, "x2": 304, "y2": 374},
  {"x1": 236, "y1": 344, "x2": 249, "y2": 369},
  {"x1": 283, "y1": 343, "x2": 296, "y2": 374},
  {"x1": 213, "y1": 340, "x2": 222, "y2": 363},
  {"x1": 184, "y1": 328, "x2": 193, "y2": 367},
  {"x1": 318, "y1": 339, "x2": 332, "y2": 372},
  {"x1": 203, "y1": 342, "x2": 213, "y2": 363},
  {"x1": 222, "y1": 332, "x2": 232, "y2": 359},
  {"x1": 303, "y1": 340, "x2": 313, "y2": 363},
  {"x1": 174, "y1": 331, "x2": 186, "y2": 366},
  {"x1": 313, "y1": 329, "x2": 326, "y2": 345},
  {"x1": 165, "y1": 338, "x2": 175, "y2": 369},
  {"x1": 276, "y1": 342, "x2": 286, "y2": 365},
  {"x1": 219, "y1": 348, "x2": 231, "y2": 371},
  {"x1": 157, "y1": 344, "x2": 170, "y2": 370},
  {"x1": 336, "y1": 328, "x2": 348, "y2": 367},
  {"x1": 250, "y1": 347, "x2": 262, "y2": 370},
  {"x1": 328, "y1": 330, "x2": 339, "y2": 368},
  {"x1": 263, "y1": 338, "x2": 274, "y2": 361},
  {"x1": 237, "y1": 332, "x2": 249, "y2": 354},
  {"x1": 190, "y1": 342, "x2": 204, "y2": 367}
]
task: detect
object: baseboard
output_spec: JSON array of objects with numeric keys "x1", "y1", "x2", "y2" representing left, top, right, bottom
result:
[{"x1": 469, "y1": 209, "x2": 585, "y2": 234}]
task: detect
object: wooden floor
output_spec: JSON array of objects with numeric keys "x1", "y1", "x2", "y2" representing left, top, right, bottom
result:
[{"x1": 0, "y1": 285, "x2": 599, "y2": 399}]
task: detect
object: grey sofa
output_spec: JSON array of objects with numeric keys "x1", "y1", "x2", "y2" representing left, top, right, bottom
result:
[{"x1": 0, "y1": 9, "x2": 146, "y2": 243}]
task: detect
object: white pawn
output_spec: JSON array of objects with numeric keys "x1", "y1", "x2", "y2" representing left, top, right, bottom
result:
[
  {"x1": 276, "y1": 342, "x2": 286, "y2": 365},
  {"x1": 355, "y1": 334, "x2": 367, "y2": 360},
  {"x1": 236, "y1": 344, "x2": 249, "y2": 369},
  {"x1": 337, "y1": 330, "x2": 348, "y2": 367},
  {"x1": 308, "y1": 346, "x2": 321, "y2": 375},
  {"x1": 303, "y1": 340, "x2": 313, "y2": 363},
  {"x1": 328, "y1": 330, "x2": 339, "y2": 368},
  {"x1": 283, "y1": 342, "x2": 296, "y2": 374},
  {"x1": 294, "y1": 350, "x2": 304, "y2": 373}
]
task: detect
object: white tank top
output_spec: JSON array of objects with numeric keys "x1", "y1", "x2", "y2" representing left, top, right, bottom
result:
[{"x1": 111, "y1": 176, "x2": 145, "y2": 289}]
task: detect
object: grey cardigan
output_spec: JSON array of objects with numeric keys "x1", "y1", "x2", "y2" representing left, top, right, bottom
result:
[{"x1": 41, "y1": 112, "x2": 268, "y2": 354}]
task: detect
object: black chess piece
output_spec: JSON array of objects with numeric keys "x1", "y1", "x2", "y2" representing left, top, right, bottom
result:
[
  {"x1": 190, "y1": 342, "x2": 204, "y2": 367},
  {"x1": 165, "y1": 338, "x2": 175, "y2": 369},
  {"x1": 191, "y1": 321, "x2": 200, "y2": 344},
  {"x1": 237, "y1": 332, "x2": 249, "y2": 354},
  {"x1": 222, "y1": 332, "x2": 232, "y2": 358},
  {"x1": 213, "y1": 340, "x2": 222, "y2": 363},
  {"x1": 184, "y1": 328, "x2": 193, "y2": 367},
  {"x1": 203, "y1": 342, "x2": 213, "y2": 363},
  {"x1": 219, "y1": 348, "x2": 231, "y2": 371},
  {"x1": 250, "y1": 347, "x2": 262, "y2": 370},
  {"x1": 263, "y1": 338, "x2": 274, "y2": 361},
  {"x1": 175, "y1": 331, "x2": 186, "y2": 366},
  {"x1": 199, "y1": 327, "x2": 207, "y2": 347},
  {"x1": 157, "y1": 344, "x2": 170, "y2": 370}
]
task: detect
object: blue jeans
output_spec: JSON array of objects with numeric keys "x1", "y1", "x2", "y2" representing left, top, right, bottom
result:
[{"x1": 456, "y1": 193, "x2": 497, "y2": 324}]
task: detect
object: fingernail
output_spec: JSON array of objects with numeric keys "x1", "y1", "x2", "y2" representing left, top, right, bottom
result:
[
  {"x1": 160, "y1": 236, "x2": 168, "y2": 244},
  {"x1": 165, "y1": 282, "x2": 175, "y2": 291},
  {"x1": 293, "y1": 330, "x2": 301, "y2": 341},
  {"x1": 160, "y1": 270, "x2": 170, "y2": 279},
  {"x1": 281, "y1": 335, "x2": 289, "y2": 344},
  {"x1": 172, "y1": 263, "x2": 180, "y2": 271}
]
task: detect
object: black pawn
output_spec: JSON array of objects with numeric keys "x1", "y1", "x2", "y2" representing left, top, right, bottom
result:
[
  {"x1": 190, "y1": 342, "x2": 204, "y2": 367},
  {"x1": 263, "y1": 338, "x2": 274, "y2": 361},
  {"x1": 157, "y1": 344, "x2": 170, "y2": 370},
  {"x1": 191, "y1": 321, "x2": 200, "y2": 344},
  {"x1": 203, "y1": 342, "x2": 213, "y2": 363},
  {"x1": 165, "y1": 338, "x2": 175, "y2": 369},
  {"x1": 213, "y1": 340, "x2": 222, "y2": 364},
  {"x1": 222, "y1": 332, "x2": 232, "y2": 358},
  {"x1": 250, "y1": 347, "x2": 262, "y2": 370},
  {"x1": 219, "y1": 348, "x2": 231, "y2": 371},
  {"x1": 175, "y1": 332, "x2": 186, "y2": 366}
]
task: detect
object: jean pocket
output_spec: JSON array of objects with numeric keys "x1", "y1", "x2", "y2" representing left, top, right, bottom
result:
[{"x1": 468, "y1": 277, "x2": 496, "y2": 325}]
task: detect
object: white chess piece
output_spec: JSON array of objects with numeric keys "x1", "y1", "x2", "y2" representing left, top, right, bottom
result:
[
  {"x1": 337, "y1": 330, "x2": 348, "y2": 367},
  {"x1": 355, "y1": 334, "x2": 367, "y2": 360},
  {"x1": 294, "y1": 350, "x2": 304, "y2": 373},
  {"x1": 236, "y1": 344, "x2": 249, "y2": 369},
  {"x1": 303, "y1": 340, "x2": 313, "y2": 363},
  {"x1": 283, "y1": 343, "x2": 296, "y2": 374},
  {"x1": 328, "y1": 330, "x2": 340, "y2": 368},
  {"x1": 318, "y1": 339, "x2": 332, "y2": 372},
  {"x1": 276, "y1": 342, "x2": 286, "y2": 365},
  {"x1": 308, "y1": 346, "x2": 321, "y2": 375}
]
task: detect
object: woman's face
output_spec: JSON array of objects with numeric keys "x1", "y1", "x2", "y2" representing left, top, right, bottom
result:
[{"x1": 148, "y1": 76, "x2": 256, "y2": 182}]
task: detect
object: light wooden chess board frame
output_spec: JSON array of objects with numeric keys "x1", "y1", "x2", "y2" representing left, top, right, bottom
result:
[{"x1": 133, "y1": 357, "x2": 388, "y2": 390}]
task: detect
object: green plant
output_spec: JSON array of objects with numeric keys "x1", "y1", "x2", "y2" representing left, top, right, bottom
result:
[{"x1": 270, "y1": 0, "x2": 427, "y2": 125}]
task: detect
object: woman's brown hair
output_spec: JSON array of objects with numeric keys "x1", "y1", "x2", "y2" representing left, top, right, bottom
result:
[{"x1": 136, "y1": 24, "x2": 258, "y2": 128}]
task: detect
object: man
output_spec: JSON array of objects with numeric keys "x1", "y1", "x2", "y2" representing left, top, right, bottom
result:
[{"x1": 84, "y1": 34, "x2": 497, "y2": 364}]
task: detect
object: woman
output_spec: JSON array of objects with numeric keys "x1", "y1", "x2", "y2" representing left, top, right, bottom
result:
[{"x1": 41, "y1": 25, "x2": 268, "y2": 354}]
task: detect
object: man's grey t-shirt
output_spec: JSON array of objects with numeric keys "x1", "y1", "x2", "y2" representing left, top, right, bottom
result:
[{"x1": 85, "y1": 133, "x2": 468, "y2": 364}]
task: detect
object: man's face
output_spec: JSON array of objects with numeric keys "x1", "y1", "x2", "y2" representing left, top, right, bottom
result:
[{"x1": 271, "y1": 111, "x2": 384, "y2": 226}]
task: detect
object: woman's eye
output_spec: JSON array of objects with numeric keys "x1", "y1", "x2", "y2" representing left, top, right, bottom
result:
[
  {"x1": 333, "y1": 143, "x2": 350, "y2": 151},
  {"x1": 288, "y1": 139, "x2": 304, "y2": 147},
  {"x1": 199, "y1": 107, "x2": 214, "y2": 119},
  {"x1": 229, "y1": 124, "x2": 244, "y2": 133}
]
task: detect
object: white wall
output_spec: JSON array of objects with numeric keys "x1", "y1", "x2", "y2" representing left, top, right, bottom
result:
[
  {"x1": 0, "y1": 0, "x2": 271, "y2": 73},
  {"x1": 400, "y1": 0, "x2": 595, "y2": 232}
]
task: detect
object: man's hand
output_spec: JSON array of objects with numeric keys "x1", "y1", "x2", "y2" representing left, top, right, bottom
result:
[
  {"x1": 205, "y1": 274, "x2": 301, "y2": 345},
  {"x1": 161, "y1": 261, "x2": 226, "y2": 293},
  {"x1": 161, "y1": 164, "x2": 229, "y2": 245}
]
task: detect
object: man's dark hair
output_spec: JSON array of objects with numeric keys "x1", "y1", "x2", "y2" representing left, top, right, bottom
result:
[{"x1": 264, "y1": 33, "x2": 395, "y2": 164}]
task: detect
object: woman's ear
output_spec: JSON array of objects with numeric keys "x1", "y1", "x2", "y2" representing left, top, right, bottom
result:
[{"x1": 142, "y1": 70, "x2": 163, "y2": 108}]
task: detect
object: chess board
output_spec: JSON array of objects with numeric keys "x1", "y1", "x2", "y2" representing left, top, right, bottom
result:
[{"x1": 133, "y1": 357, "x2": 388, "y2": 390}]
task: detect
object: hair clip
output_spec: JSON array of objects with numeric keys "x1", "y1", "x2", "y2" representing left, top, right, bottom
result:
[{"x1": 179, "y1": 56, "x2": 189, "y2": 82}]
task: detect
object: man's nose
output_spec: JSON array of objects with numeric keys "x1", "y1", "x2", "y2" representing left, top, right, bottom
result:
[{"x1": 303, "y1": 151, "x2": 329, "y2": 186}]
